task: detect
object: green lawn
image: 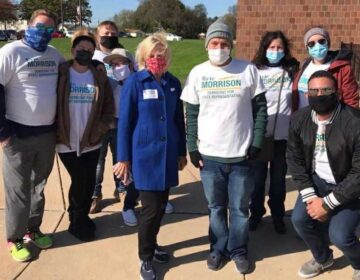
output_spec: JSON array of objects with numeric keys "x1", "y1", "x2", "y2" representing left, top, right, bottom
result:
[{"x1": 0, "y1": 38, "x2": 209, "y2": 85}]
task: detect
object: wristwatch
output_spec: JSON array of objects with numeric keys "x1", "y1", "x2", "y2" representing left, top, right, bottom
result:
[{"x1": 321, "y1": 200, "x2": 331, "y2": 212}]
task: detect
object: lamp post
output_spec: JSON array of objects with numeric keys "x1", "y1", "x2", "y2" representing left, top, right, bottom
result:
[{"x1": 77, "y1": 0, "x2": 82, "y2": 27}]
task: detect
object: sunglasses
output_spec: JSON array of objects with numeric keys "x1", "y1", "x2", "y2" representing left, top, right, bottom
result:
[
  {"x1": 307, "y1": 38, "x2": 327, "y2": 48},
  {"x1": 307, "y1": 87, "x2": 336, "y2": 96},
  {"x1": 33, "y1": 23, "x2": 55, "y2": 34}
]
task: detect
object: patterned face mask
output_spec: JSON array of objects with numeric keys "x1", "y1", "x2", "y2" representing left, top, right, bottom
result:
[
  {"x1": 23, "y1": 26, "x2": 53, "y2": 52},
  {"x1": 145, "y1": 57, "x2": 167, "y2": 75}
]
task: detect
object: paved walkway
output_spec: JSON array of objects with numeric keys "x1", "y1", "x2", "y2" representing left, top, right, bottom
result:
[{"x1": 0, "y1": 151, "x2": 356, "y2": 280}]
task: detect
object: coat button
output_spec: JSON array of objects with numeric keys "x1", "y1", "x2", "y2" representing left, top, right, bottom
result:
[
  {"x1": 160, "y1": 116, "x2": 165, "y2": 121},
  {"x1": 160, "y1": 136, "x2": 166, "y2": 141}
]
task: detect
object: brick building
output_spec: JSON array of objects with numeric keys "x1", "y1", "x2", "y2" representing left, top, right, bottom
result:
[{"x1": 236, "y1": 0, "x2": 360, "y2": 63}]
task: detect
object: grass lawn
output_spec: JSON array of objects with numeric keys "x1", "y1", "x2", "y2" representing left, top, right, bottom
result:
[{"x1": 1, "y1": 38, "x2": 210, "y2": 85}]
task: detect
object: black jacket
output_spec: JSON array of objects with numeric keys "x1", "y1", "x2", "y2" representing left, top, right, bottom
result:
[{"x1": 286, "y1": 103, "x2": 360, "y2": 208}]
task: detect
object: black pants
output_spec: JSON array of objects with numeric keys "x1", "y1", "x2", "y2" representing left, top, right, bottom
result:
[
  {"x1": 123, "y1": 182, "x2": 140, "y2": 211},
  {"x1": 138, "y1": 189, "x2": 169, "y2": 261},
  {"x1": 59, "y1": 149, "x2": 100, "y2": 225}
]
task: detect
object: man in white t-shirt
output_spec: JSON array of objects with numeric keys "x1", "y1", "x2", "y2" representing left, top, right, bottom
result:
[
  {"x1": 0, "y1": 10, "x2": 64, "y2": 262},
  {"x1": 181, "y1": 18, "x2": 267, "y2": 274},
  {"x1": 287, "y1": 70, "x2": 360, "y2": 280}
]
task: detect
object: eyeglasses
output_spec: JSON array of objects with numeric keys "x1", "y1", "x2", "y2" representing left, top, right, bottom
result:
[
  {"x1": 307, "y1": 38, "x2": 327, "y2": 48},
  {"x1": 307, "y1": 87, "x2": 336, "y2": 96},
  {"x1": 33, "y1": 23, "x2": 55, "y2": 34}
]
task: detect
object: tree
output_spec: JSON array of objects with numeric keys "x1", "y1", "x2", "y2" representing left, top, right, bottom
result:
[
  {"x1": 112, "y1": 9, "x2": 135, "y2": 30},
  {"x1": 0, "y1": 0, "x2": 18, "y2": 23},
  {"x1": 223, "y1": 4, "x2": 237, "y2": 39},
  {"x1": 19, "y1": 0, "x2": 92, "y2": 26}
]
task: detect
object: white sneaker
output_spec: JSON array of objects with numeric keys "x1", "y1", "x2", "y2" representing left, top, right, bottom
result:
[
  {"x1": 122, "y1": 209, "x2": 138, "y2": 226},
  {"x1": 165, "y1": 202, "x2": 174, "y2": 214}
]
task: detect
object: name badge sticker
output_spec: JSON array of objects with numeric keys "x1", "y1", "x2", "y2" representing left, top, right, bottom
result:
[{"x1": 143, "y1": 89, "x2": 158, "y2": 99}]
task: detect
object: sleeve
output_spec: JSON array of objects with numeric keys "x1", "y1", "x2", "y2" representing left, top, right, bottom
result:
[
  {"x1": 339, "y1": 64, "x2": 359, "y2": 109},
  {"x1": 174, "y1": 80, "x2": 187, "y2": 157},
  {"x1": 99, "y1": 75, "x2": 115, "y2": 132},
  {"x1": 185, "y1": 102, "x2": 200, "y2": 152},
  {"x1": 250, "y1": 64, "x2": 266, "y2": 98},
  {"x1": 250, "y1": 92, "x2": 267, "y2": 149},
  {"x1": 180, "y1": 69, "x2": 199, "y2": 105},
  {"x1": 286, "y1": 116, "x2": 318, "y2": 202},
  {"x1": 117, "y1": 75, "x2": 138, "y2": 162},
  {"x1": 0, "y1": 46, "x2": 15, "y2": 140},
  {"x1": 0, "y1": 45, "x2": 15, "y2": 86},
  {"x1": 323, "y1": 125, "x2": 360, "y2": 209}
]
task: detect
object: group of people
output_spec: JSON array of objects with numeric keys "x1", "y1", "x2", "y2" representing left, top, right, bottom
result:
[{"x1": 0, "y1": 8, "x2": 359, "y2": 280}]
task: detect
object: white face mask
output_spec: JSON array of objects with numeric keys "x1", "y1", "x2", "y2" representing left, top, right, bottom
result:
[
  {"x1": 113, "y1": 65, "x2": 131, "y2": 81},
  {"x1": 208, "y1": 48, "x2": 231, "y2": 65}
]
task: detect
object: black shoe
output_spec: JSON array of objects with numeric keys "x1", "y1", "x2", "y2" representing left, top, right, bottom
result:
[
  {"x1": 249, "y1": 216, "x2": 262, "y2": 231},
  {"x1": 68, "y1": 224, "x2": 95, "y2": 242},
  {"x1": 273, "y1": 218, "x2": 286, "y2": 234},
  {"x1": 140, "y1": 260, "x2": 157, "y2": 280},
  {"x1": 153, "y1": 245, "x2": 170, "y2": 264},
  {"x1": 207, "y1": 253, "x2": 226, "y2": 271},
  {"x1": 85, "y1": 216, "x2": 96, "y2": 232},
  {"x1": 233, "y1": 255, "x2": 250, "y2": 274}
]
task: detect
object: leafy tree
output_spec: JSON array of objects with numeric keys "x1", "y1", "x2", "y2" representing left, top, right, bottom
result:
[
  {"x1": 223, "y1": 4, "x2": 237, "y2": 39},
  {"x1": 19, "y1": 0, "x2": 92, "y2": 26},
  {"x1": 0, "y1": 0, "x2": 18, "y2": 22}
]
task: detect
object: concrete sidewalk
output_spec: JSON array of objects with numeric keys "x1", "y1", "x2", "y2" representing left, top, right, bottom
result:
[{"x1": 0, "y1": 151, "x2": 356, "y2": 280}]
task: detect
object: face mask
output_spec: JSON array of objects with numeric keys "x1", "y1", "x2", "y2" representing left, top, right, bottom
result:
[
  {"x1": 308, "y1": 43, "x2": 329, "y2": 61},
  {"x1": 23, "y1": 26, "x2": 52, "y2": 52},
  {"x1": 75, "y1": 50, "x2": 93, "y2": 66},
  {"x1": 308, "y1": 93, "x2": 338, "y2": 115},
  {"x1": 113, "y1": 65, "x2": 131, "y2": 81},
  {"x1": 145, "y1": 57, "x2": 167, "y2": 75},
  {"x1": 208, "y1": 48, "x2": 231, "y2": 65},
  {"x1": 100, "y1": 36, "x2": 119, "y2": 50},
  {"x1": 266, "y1": 50, "x2": 285, "y2": 64}
]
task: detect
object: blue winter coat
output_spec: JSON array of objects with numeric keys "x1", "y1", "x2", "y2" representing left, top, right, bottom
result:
[{"x1": 117, "y1": 69, "x2": 187, "y2": 191}]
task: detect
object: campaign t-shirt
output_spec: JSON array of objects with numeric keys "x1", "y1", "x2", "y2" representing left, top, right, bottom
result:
[
  {"x1": 313, "y1": 119, "x2": 336, "y2": 184},
  {"x1": 181, "y1": 59, "x2": 265, "y2": 158},
  {"x1": 297, "y1": 60, "x2": 331, "y2": 109},
  {"x1": 259, "y1": 66, "x2": 292, "y2": 140},
  {"x1": 56, "y1": 68, "x2": 101, "y2": 156},
  {"x1": 0, "y1": 40, "x2": 64, "y2": 125},
  {"x1": 93, "y1": 49, "x2": 119, "y2": 117}
]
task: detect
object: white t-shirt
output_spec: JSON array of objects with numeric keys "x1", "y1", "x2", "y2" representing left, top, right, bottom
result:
[
  {"x1": 297, "y1": 60, "x2": 331, "y2": 109},
  {"x1": 181, "y1": 59, "x2": 265, "y2": 158},
  {"x1": 56, "y1": 68, "x2": 101, "y2": 156},
  {"x1": 259, "y1": 66, "x2": 292, "y2": 140},
  {"x1": 313, "y1": 119, "x2": 336, "y2": 184},
  {"x1": 93, "y1": 49, "x2": 119, "y2": 117},
  {"x1": 0, "y1": 40, "x2": 64, "y2": 125}
]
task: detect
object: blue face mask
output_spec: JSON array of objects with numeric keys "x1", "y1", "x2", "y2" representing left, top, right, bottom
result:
[
  {"x1": 24, "y1": 26, "x2": 52, "y2": 52},
  {"x1": 308, "y1": 42, "x2": 329, "y2": 61},
  {"x1": 266, "y1": 50, "x2": 285, "y2": 64}
]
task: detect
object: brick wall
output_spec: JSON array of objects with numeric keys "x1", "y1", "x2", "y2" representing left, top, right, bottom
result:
[{"x1": 236, "y1": 0, "x2": 360, "y2": 63}]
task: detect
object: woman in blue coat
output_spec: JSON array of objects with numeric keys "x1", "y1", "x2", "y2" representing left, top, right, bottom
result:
[{"x1": 113, "y1": 33, "x2": 187, "y2": 280}]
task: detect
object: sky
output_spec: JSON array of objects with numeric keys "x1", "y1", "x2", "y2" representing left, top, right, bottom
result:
[{"x1": 89, "y1": 0, "x2": 237, "y2": 26}]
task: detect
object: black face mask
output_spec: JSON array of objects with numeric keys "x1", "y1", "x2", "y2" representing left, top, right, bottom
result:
[
  {"x1": 75, "y1": 50, "x2": 93, "y2": 66},
  {"x1": 100, "y1": 36, "x2": 119, "y2": 50},
  {"x1": 308, "y1": 93, "x2": 339, "y2": 115}
]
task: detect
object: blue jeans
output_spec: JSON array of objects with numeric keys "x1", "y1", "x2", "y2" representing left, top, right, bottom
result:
[
  {"x1": 200, "y1": 157, "x2": 254, "y2": 259},
  {"x1": 93, "y1": 128, "x2": 122, "y2": 197},
  {"x1": 292, "y1": 174, "x2": 360, "y2": 269},
  {"x1": 250, "y1": 140, "x2": 287, "y2": 219}
]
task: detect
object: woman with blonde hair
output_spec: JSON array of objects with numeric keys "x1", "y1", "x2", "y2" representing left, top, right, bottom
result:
[{"x1": 113, "y1": 33, "x2": 187, "y2": 280}]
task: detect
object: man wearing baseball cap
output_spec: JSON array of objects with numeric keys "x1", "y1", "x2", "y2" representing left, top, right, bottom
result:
[{"x1": 181, "y1": 18, "x2": 268, "y2": 274}]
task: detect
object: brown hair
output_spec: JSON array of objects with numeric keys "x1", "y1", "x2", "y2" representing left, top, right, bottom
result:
[
  {"x1": 29, "y1": 9, "x2": 57, "y2": 26},
  {"x1": 95, "y1": 20, "x2": 119, "y2": 35}
]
